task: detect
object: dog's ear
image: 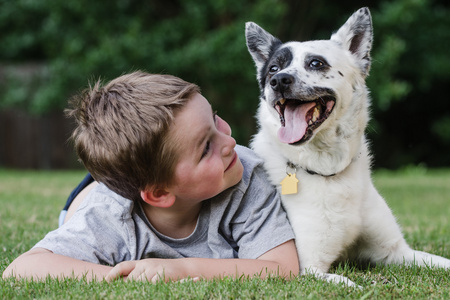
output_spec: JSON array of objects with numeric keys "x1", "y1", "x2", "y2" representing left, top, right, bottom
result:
[
  {"x1": 331, "y1": 7, "x2": 373, "y2": 77},
  {"x1": 245, "y1": 22, "x2": 282, "y2": 72}
]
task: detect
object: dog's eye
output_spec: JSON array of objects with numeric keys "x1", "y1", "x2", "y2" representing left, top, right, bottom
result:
[
  {"x1": 309, "y1": 59, "x2": 324, "y2": 69},
  {"x1": 269, "y1": 65, "x2": 279, "y2": 74}
]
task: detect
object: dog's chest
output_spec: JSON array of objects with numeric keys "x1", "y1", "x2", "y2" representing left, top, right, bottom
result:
[
  {"x1": 281, "y1": 173, "x2": 364, "y2": 246},
  {"x1": 282, "y1": 173, "x2": 362, "y2": 212}
]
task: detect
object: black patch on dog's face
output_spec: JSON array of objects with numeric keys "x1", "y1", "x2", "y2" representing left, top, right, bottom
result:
[
  {"x1": 260, "y1": 47, "x2": 293, "y2": 92},
  {"x1": 304, "y1": 54, "x2": 331, "y2": 73}
]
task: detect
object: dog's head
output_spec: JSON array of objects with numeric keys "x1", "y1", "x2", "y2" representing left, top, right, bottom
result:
[{"x1": 246, "y1": 7, "x2": 373, "y2": 145}]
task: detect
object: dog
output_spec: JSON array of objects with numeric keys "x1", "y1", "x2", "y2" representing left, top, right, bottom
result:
[{"x1": 245, "y1": 7, "x2": 450, "y2": 286}]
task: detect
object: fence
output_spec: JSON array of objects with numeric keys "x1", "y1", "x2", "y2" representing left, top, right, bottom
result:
[{"x1": 0, "y1": 110, "x2": 79, "y2": 169}]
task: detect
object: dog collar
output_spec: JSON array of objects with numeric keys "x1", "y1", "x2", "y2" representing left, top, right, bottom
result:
[
  {"x1": 281, "y1": 161, "x2": 337, "y2": 195},
  {"x1": 287, "y1": 161, "x2": 336, "y2": 177}
]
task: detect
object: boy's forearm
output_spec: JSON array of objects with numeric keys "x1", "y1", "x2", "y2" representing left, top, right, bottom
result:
[
  {"x1": 107, "y1": 256, "x2": 297, "y2": 282},
  {"x1": 106, "y1": 240, "x2": 299, "y2": 282},
  {"x1": 182, "y1": 257, "x2": 296, "y2": 280},
  {"x1": 4, "y1": 241, "x2": 299, "y2": 282},
  {"x1": 183, "y1": 240, "x2": 299, "y2": 280},
  {"x1": 2, "y1": 248, "x2": 112, "y2": 281}
]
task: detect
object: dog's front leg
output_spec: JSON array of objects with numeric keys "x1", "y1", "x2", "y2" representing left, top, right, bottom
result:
[
  {"x1": 297, "y1": 243, "x2": 361, "y2": 287},
  {"x1": 313, "y1": 273, "x2": 360, "y2": 287},
  {"x1": 283, "y1": 199, "x2": 360, "y2": 287}
]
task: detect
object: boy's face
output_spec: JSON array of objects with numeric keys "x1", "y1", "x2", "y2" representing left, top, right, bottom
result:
[{"x1": 168, "y1": 93, "x2": 244, "y2": 203}]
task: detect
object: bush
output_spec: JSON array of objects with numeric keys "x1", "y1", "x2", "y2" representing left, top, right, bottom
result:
[{"x1": 1, "y1": 0, "x2": 449, "y2": 168}]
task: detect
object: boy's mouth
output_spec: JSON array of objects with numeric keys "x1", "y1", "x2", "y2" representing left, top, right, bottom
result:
[{"x1": 225, "y1": 152, "x2": 238, "y2": 172}]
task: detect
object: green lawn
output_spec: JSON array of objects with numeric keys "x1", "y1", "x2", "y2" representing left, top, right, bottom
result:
[{"x1": 1, "y1": 168, "x2": 449, "y2": 299}]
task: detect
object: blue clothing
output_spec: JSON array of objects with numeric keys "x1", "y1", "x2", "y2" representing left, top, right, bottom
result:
[{"x1": 58, "y1": 173, "x2": 94, "y2": 227}]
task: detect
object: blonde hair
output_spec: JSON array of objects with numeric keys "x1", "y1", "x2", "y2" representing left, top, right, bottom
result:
[{"x1": 66, "y1": 71, "x2": 200, "y2": 201}]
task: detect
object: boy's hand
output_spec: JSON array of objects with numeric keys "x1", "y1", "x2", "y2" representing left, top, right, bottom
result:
[
  {"x1": 105, "y1": 259, "x2": 192, "y2": 283},
  {"x1": 105, "y1": 240, "x2": 298, "y2": 283}
]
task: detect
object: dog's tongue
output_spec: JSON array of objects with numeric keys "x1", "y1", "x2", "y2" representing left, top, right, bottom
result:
[{"x1": 278, "y1": 102, "x2": 316, "y2": 144}]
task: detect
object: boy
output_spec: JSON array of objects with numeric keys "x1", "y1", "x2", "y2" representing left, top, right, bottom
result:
[{"x1": 3, "y1": 71, "x2": 299, "y2": 282}]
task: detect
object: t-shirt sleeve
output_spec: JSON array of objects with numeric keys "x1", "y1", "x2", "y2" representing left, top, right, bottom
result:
[
  {"x1": 231, "y1": 166, "x2": 295, "y2": 259},
  {"x1": 33, "y1": 188, "x2": 136, "y2": 266}
]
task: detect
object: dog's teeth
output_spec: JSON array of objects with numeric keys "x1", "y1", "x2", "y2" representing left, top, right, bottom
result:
[
  {"x1": 279, "y1": 98, "x2": 286, "y2": 105},
  {"x1": 311, "y1": 106, "x2": 320, "y2": 123},
  {"x1": 308, "y1": 120, "x2": 313, "y2": 125}
]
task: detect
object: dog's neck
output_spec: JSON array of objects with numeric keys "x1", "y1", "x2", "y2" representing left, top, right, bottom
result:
[
  {"x1": 287, "y1": 160, "x2": 337, "y2": 177},
  {"x1": 306, "y1": 168, "x2": 337, "y2": 177},
  {"x1": 282, "y1": 130, "x2": 367, "y2": 177}
]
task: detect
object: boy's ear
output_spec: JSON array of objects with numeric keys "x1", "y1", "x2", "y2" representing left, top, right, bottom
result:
[{"x1": 140, "y1": 187, "x2": 176, "y2": 208}]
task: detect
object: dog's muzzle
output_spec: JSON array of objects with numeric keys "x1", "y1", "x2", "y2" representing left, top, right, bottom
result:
[{"x1": 274, "y1": 96, "x2": 336, "y2": 145}]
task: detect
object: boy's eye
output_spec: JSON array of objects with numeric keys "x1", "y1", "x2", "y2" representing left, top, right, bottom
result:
[
  {"x1": 201, "y1": 110, "x2": 217, "y2": 159},
  {"x1": 201, "y1": 141, "x2": 210, "y2": 159},
  {"x1": 213, "y1": 111, "x2": 218, "y2": 126}
]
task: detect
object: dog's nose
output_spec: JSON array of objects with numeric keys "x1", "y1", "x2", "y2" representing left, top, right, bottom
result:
[{"x1": 270, "y1": 73, "x2": 294, "y2": 93}]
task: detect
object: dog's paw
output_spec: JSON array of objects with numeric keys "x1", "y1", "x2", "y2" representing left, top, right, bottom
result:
[{"x1": 317, "y1": 273, "x2": 362, "y2": 289}]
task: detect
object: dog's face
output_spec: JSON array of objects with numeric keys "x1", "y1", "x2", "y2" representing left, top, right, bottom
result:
[{"x1": 246, "y1": 8, "x2": 373, "y2": 145}]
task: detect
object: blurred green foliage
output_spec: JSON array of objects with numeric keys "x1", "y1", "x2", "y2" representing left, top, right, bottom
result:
[
  {"x1": 367, "y1": 0, "x2": 450, "y2": 168},
  {"x1": 0, "y1": 0, "x2": 449, "y2": 168},
  {"x1": 0, "y1": 0, "x2": 288, "y2": 144}
]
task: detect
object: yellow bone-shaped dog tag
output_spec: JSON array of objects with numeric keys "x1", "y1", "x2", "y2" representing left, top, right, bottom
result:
[{"x1": 281, "y1": 173, "x2": 299, "y2": 195}]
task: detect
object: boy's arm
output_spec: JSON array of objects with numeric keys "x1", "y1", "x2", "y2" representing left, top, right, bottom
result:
[
  {"x1": 106, "y1": 239, "x2": 299, "y2": 282},
  {"x1": 2, "y1": 248, "x2": 112, "y2": 281}
]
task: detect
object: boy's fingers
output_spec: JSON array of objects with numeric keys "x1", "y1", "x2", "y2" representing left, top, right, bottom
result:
[
  {"x1": 105, "y1": 261, "x2": 136, "y2": 282},
  {"x1": 127, "y1": 269, "x2": 159, "y2": 283},
  {"x1": 177, "y1": 277, "x2": 200, "y2": 283},
  {"x1": 151, "y1": 273, "x2": 165, "y2": 283}
]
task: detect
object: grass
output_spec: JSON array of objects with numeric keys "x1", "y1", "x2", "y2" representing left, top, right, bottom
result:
[{"x1": 1, "y1": 168, "x2": 450, "y2": 299}]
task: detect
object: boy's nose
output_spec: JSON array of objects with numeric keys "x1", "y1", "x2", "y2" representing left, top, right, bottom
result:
[
  {"x1": 221, "y1": 118, "x2": 232, "y2": 136},
  {"x1": 221, "y1": 135, "x2": 236, "y2": 157}
]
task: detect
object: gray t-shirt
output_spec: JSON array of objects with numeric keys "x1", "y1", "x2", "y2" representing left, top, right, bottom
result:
[{"x1": 34, "y1": 145, "x2": 294, "y2": 266}]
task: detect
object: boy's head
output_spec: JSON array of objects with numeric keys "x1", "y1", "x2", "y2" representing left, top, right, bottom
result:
[{"x1": 66, "y1": 71, "x2": 200, "y2": 201}]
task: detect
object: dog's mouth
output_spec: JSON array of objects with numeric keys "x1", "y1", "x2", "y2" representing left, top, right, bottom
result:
[{"x1": 274, "y1": 96, "x2": 335, "y2": 145}]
